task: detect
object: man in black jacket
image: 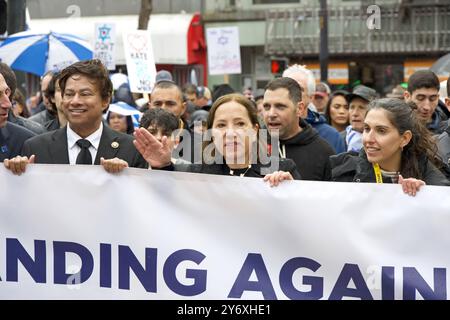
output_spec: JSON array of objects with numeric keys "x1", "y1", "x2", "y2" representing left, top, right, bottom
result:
[
  {"x1": 404, "y1": 70, "x2": 447, "y2": 135},
  {"x1": 4, "y1": 59, "x2": 147, "y2": 174},
  {"x1": 28, "y1": 71, "x2": 57, "y2": 126},
  {"x1": 262, "y1": 77, "x2": 335, "y2": 181}
]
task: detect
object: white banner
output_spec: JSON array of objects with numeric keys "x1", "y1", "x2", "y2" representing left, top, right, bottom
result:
[
  {"x1": 0, "y1": 165, "x2": 449, "y2": 300},
  {"x1": 206, "y1": 27, "x2": 242, "y2": 75},
  {"x1": 94, "y1": 23, "x2": 116, "y2": 71},
  {"x1": 123, "y1": 30, "x2": 157, "y2": 93}
]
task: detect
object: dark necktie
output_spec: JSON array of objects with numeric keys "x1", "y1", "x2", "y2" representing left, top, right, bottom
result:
[{"x1": 76, "y1": 139, "x2": 92, "y2": 165}]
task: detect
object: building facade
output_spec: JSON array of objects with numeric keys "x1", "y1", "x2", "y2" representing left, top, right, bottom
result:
[{"x1": 20, "y1": 0, "x2": 450, "y2": 94}]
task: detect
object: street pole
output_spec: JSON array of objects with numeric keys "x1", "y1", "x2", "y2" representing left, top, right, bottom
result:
[
  {"x1": 7, "y1": 0, "x2": 27, "y2": 96},
  {"x1": 0, "y1": 0, "x2": 6, "y2": 35},
  {"x1": 7, "y1": 0, "x2": 26, "y2": 35},
  {"x1": 319, "y1": 0, "x2": 329, "y2": 83},
  {"x1": 138, "y1": 0, "x2": 153, "y2": 30}
]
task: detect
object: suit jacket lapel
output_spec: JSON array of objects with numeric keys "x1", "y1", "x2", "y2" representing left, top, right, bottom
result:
[
  {"x1": 0, "y1": 126, "x2": 10, "y2": 159},
  {"x1": 95, "y1": 125, "x2": 120, "y2": 164},
  {"x1": 50, "y1": 127, "x2": 70, "y2": 164}
]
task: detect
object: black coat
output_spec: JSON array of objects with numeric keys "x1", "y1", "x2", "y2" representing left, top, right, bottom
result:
[
  {"x1": 7, "y1": 112, "x2": 46, "y2": 135},
  {"x1": 161, "y1": 159, "x2": 301, "y2": 180},
  {"x1": 28, "y1": 109, "x2": 56, "y2": 127},
  {"x1": 437, "y1": 124, "x2": 450, "y2": 166},
  {"x1": 437, "y1": 125, "x2": 450, "y2": 180},
  {"x1": 21, "y1": 125, "x2": 148, "y2": 168},
  {"x1": 276, "y1": 119, "x2": 335, "y2": 181},
  {"x1": 0, "y1": 122, "x2": 36, "y2": 162},
  {"x1": 330, "y1": 150, "x2": 449, "y2": 186}
]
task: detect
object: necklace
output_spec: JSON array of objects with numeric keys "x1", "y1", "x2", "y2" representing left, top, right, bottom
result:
[
  {"x1": 279, "y1": 143, "x2": 286, "y2": 159},
  {"x1": 229, "y1": 164, "x2": 252, "y2": 177}
]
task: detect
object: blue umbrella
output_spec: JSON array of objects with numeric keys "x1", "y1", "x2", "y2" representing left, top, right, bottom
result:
[
  {"x1": 0, "y1": 30, "x2": 93, "y2": 76},
  {"x1": 105, "y1": 101, "x2": 142, "y2": 129}
]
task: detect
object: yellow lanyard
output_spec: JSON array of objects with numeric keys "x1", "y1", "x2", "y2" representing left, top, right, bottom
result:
[{"x1": 373, "y1": 163, "x2": 383, "y2": 184}]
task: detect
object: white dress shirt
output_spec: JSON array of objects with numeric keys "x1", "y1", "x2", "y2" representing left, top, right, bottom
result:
[{"x1": 67, "y1": 123, "x2": 103, "y2": 165}]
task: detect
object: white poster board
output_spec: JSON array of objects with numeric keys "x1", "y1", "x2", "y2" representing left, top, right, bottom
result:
[
  {"x1": 206, "y1": 26, "x2": 242, "y2": 75},
  {"x1": 94, "y1": 23, "x2": 116, "y2": 70},
  {"x1": 1, "y1": 165, "x2": 450, "y2": 300},
  {"x1": 123, "y1": 30, "x2": 157, "y2": 93}
]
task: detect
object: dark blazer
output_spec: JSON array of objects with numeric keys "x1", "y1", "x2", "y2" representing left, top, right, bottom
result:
[
  {"x1": 8, "y1": 112, "x2": 46, "y2": 135},
  {"x1": 161, "y1": 159, "x2": 302, "y2": 180},
  {"x1": 0, "y1": 122, "x2": 36, "y2": 162},
  {"x1": 21, "y1": 125, "x2": 148, "y2": 168}
]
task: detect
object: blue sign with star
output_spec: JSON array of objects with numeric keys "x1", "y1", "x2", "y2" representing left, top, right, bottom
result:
[{"x1": 98, "y1": 25, "x2": 111, "y2": 42}]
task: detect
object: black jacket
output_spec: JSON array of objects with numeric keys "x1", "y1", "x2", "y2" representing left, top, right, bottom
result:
[
  {"x1": 330, "y1": 150, "x2": 449, "y2": 186},
  {"x1": 161, "y1": 159, "x2": 301, "y2": 180},
  {"x1": 7, "y1": 112, "x2": 46, "y2": 135},
  {"x1": 437, "y1": 124, "x2": 450, "y2": 180},
  {"x1": 427, "y1": 107, "x2": 447, "y2": 135},
  {"x1": 28, "y1": 109, "x2": 56, "y2": 127},
  {"x1": 276, "y1": 119, "x2": 335, "y2": 181},
  {"x1": 0, "y1": 122, "x2": 36, "y2": 162},
  {"x1": 21, "y1": 125, "x2": 148, "y2": 168},
  {"x1": 437, "y1": 124, "x2": 450, "y2": 166}
]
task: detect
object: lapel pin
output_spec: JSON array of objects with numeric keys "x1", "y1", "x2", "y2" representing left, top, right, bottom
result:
[{"x1": 111, "y1": 141, "x2": 119, "y2": 149}]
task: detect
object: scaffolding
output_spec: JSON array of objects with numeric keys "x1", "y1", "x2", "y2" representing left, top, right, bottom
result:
[{"x1": 265, "y1": 4, "x2": 450, "y2": 56}]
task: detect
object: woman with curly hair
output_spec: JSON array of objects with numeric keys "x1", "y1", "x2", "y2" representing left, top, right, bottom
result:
[{"x1": 330, "y1": 98, "x2": 449, "y2": 195}]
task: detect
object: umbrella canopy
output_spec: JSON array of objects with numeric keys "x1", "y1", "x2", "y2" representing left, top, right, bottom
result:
[
  {"x1": 105, "y1": 101, "x2": 142, "y2": 128},
  {"x1": 430, "y1": 53, "x2": 450, "y2": 76},
  {"x1": 0, "y1": 30, "x2": 93, "y2": 76}
]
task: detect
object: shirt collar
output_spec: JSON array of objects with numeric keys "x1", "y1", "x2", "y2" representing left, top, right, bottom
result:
[{"x1": 67, "y1": 122, "x2": 103, "y2": 150}]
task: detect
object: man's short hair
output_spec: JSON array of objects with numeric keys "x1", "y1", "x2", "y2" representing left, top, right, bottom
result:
[
  {"x1": 265, "y1": 77, "x2": 303, "y2": 105},
  {"x1": 44, "y1": 72, "x2": 60, "y2": 113},
  {"x1": 183, "y1": 83, "x2": 197, "y2": 95},
  {"x1": 212, "y1": 84, "x2": 235, "y2": 103},
  {"x1": 59, "y1": 59, "x2": 113, "y2": 102},
  {"x1": 152, "y1": 80, "x2": 183, "y2": 101},
  {"x1": 140, "y1": 108, "x2": 179, "y2": 136},
  {"x1": 407, "y1": 70, "x2": 440, "y2": 94},
  {"x1": 0, "y1": 62, "x2": 17, "y2": 97},
  {"x1": 282, "y1": 64, "x2": 316, "y2": 95}
]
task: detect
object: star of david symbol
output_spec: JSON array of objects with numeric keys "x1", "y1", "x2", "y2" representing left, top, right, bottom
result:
[
  {"x1": 217, "y1": 36, "x2": 228, "y2": 45},
  {"x1": 99, "y1": 25, "x2": 111, "y2": 42}
]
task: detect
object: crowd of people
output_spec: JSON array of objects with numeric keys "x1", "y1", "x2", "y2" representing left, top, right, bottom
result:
[{"x1": 1, "y1": 59, "x2": 449, "y2": 195}]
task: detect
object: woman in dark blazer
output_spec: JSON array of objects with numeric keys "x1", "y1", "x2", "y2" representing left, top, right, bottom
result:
[{"x1": 134, "y1": 93, "x2": 301, "y2": 186}]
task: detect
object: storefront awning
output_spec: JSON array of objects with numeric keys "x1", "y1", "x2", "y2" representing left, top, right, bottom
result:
[{"x1": 28, "y1": 13, "x2": 205, "y2": 65}]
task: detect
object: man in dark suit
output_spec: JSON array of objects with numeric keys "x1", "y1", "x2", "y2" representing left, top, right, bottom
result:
[
  {"x1": 0, "y1": 73, "x2": 36, "y2": 162},
  {"x1": 21, "y1": 124, "x2": 145, "y2": 168},
  {"x1": 0, "y1": 122, "x2": 35, "y2": 162},
  {"x1": 4, "y1": 59, "x2": 147, "y2": 174}
]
